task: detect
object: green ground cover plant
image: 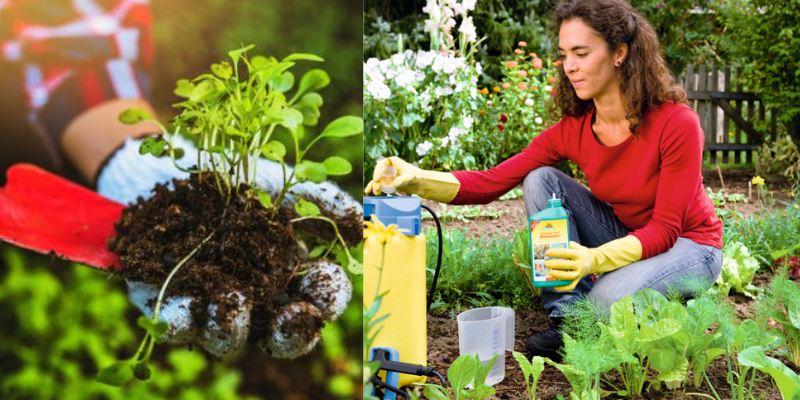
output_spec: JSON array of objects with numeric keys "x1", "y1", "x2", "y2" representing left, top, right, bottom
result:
[
  {"x1": 723, "y1": 182, "x2": 800, "y2": 269},
  {"x1": 752, "y1": 269, "x2": 800, "y2": 368},
  {"x1": 0, "y1": 247, "x2": 260, "y2": 400},
  {"x1": 422, "y1": 204, "x2": 507, "y2": 224},
  {"x1": 425, "y1": 228, "x2": 536, "y2": 312}
]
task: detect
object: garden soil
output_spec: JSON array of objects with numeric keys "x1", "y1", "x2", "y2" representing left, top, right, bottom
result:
[
  {"x1": 420, "y1": 273, "x2": 797, "y2": 400},
  {"x1": 108, "y1": 174, "x2": 356, "y2": 349}
]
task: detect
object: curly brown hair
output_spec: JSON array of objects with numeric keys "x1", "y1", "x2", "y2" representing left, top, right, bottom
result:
[{"x1": 548, "y1": 0, "x2": 687, "y2": 136}]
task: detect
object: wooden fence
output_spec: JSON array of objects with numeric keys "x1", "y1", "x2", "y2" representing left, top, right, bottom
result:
[{"x1": 675, "y1": 64, "x2": 776, "y2": 164}]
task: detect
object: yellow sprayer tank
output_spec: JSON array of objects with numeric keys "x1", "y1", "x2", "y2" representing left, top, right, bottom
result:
[{"x1": 364, "y1": 196, "x2": 427, "y2": 387}]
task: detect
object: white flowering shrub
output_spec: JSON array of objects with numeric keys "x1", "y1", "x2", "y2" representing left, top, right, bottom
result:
[
  {"x1": 363, "y1": 0, "x2": 564, "y2": 181},
  {"x1": 363, "y1": 0, "x2": 487, "y2": 176}
]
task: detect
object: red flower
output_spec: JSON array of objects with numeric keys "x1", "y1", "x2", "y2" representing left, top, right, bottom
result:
[
  {"x1": 498, "y1": 124, "x2": 505, "y2": 131},
  {"x1": 500, "y1": 113, "x2": 508, "y2": 123},
  {"x1": 550, "y1": 89, "x2": 558, "y2": 96},
  {"x1": 532, "y1": 58, "x2": 543, "y2": 70},
  {"x1": 506, "y1": 61, "x2": 519, "y2": 68},
  {"x1": 555, "y1": 60, "x2": 563, "y2": 67},
  {"x1": 547, "y1": 77, "x2": 557, "y2": 83},
  {"x1": 518, "y1": 82, "x2": 528, "y2": 90}
]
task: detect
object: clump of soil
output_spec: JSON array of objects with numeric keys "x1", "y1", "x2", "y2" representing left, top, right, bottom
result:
[{"x1": 107, "y1": 173, "x2": 324, "y2": 344}]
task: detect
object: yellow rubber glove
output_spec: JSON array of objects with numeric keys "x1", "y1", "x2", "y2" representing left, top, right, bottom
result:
[
  {"x1": 364, "y1": 157, "x2": 461, "y2": 203},
  {"x1": 545, "y1": 235, "x2": 643, "y2": 292}
]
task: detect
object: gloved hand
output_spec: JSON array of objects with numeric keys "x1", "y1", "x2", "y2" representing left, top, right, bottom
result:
[
  {"x1": 97, "y1": 136, "x2": 359, "y2": 358},
  {"x1": 363, "y1": 156, "x2": 460, "y2": 203},
  {"x1": 545, "y1": 235, "x2": 643, "y2": 292}
]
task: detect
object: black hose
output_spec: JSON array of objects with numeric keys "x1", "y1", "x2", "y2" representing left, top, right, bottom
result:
[{"x1": 421, "y1": 204, "x2": 442, "y2": 313}]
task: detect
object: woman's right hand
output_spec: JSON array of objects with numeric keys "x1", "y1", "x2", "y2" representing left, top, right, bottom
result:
[{"x1": 364, "y1": 156, "x2": 461, "y2": 203}]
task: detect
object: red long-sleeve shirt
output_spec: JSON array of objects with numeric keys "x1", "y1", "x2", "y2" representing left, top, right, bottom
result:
[{"x1": 451, "y1": 101, "x2": 723, "y2": 259}]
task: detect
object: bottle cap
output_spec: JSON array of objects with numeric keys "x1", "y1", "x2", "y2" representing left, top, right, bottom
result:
[{"x1": 548, "y1": 193, "x2": 562, "y2": 208}]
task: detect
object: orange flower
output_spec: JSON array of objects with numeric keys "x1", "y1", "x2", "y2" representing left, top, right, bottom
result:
[
  {"x1": 480, "y1": 88, "x2": 489, "y2": 95},
  {"x1": 502, "y1": 82, "x2": 511, "y2": 89},
  {"x1": 532, "y1": 58, "x2": 543, "y2": 69},
  {"x1": 479, "y1": 109, "x2": 486, "y2": 116},
  {"x1": 530, "y1": 53, "x2": 537, "y2": 58},
  {"x1": 506, "y1": 61, "x2": 519, "y2": 68},
  {"x1": 547, "y1": 77, "x2": 556, "y2": 82},
  {"x1": 518, "y1": 41, "x2": 527, "y2": 47},
  {"x1": 493, "y1": 87, "x2": 501, "y2": 92},
  {"x1": 519, "y1": 70, "x2": 528, "y2": 77},
  {"x1": 518, "y1": 82, "x2": 528, "y2": 90},
  {"x1": 514, "y1": 49, "x2": 523, "y2": 55},
  {"x1": 532, "y1": 86, "x2": 538, "y2": 90}
]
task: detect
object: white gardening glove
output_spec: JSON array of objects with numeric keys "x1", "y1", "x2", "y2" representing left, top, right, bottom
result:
[{"x1": 97, "y1": 136, "x2": 358, "y2": 358}]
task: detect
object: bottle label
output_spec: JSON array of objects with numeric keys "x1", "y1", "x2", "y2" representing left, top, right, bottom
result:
[{"x1": 530, "y1": 219, "x2": 569, "y2": 282}]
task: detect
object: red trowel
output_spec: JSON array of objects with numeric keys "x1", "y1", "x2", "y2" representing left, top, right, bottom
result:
[{"x1": 0, "y1": 164, "x2": 124, "y2": 270}]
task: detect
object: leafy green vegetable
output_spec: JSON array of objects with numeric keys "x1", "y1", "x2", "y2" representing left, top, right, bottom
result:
[
  {"x1": 714, "y1": 241, "x2": 762, "y2": 299},
  {"x1": 512, "y1": 352, "x2": 544, "y2": 400},
  {"x1": 738, "y1": 346, "x2": 800, "y2": 400}
]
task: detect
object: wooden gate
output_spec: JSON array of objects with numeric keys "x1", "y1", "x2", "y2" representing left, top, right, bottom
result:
[{"x1": 676, "y1": 64, "x2": 776, "y2": 164}]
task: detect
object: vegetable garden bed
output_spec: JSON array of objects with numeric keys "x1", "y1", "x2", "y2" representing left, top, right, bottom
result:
[{"x1": 423, "y1": 272, "x2": 800, "y2": 400}]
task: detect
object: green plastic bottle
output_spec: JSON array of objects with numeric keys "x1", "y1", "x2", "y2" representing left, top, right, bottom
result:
[{"x1": 529, "y1": 193, "x2": 572, "y2": 287}]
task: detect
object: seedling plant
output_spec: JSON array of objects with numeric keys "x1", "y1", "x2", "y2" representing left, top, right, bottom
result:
[{"x1": 100, "y1": 45, "x2": 363, "y2": 386}]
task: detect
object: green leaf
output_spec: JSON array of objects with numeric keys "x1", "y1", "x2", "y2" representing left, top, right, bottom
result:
[
  {"x1": 296, "y1": 161, "x2": 327, "y2": 183},
  {"x1": 298, "y1": 69, "x2": 330, "y2": 95},
  {"x1": 421, "y1": 385, "x2": 449, "y2": 400},
  {"x1": 656, "y1": 354, "x2": 688, "y2": 382},
  {"x1": 474, "y1": 353, "x2": 498, "y2": 387},
  {"x1": 137, "y1": 316, "x2": 168, "y2": 341},
  {"x1": 320, "y1": 116, "x2": 364, "y2": 139},
  {"x1": 512, "y1": 351, "x2": 533, "y2": 383},
  {"x1": 138, "y1": 136, "x2": 167, "y2": 157},
  {"x1": 119, "y1": 108, "x2": 153, "y2": 125},
  {"x1": 295, "y1": 199, "x2": 321, "y2": 217},
  {"x1": 638, "y1": 318, "x2": 681, "y2": 342},
  {"x1": 448, "y1": 354, "x2": 478, "y2": 395},
  {"x1": 190, "y1": 80, "x2": 219, "y2": 103},
  {"x1": 257, "y1": 190, "x2": 272, "y2": 209},
  {"x1": 281, "y1": 108, "x2": 304, "y2": 129},
  {"x1": 283, "y1": 53, "x2": 324, "y2": 62},
  {"x1": 322, "y1": 156, "x2": 352, "y2": 176},
  {"x1": 650, "y1": 348, "x2": 677, "y2": 374},
  {"x1": 309, "y1": 245, "x2": 327, "y2": 258},
  {"x1": 228, "y1": 44, "x2": 255, "y2": 66},
  {"x1": 211, "y1": 62, "x2": 232, "y2": 79},
  {"x1": 271, "y1": 71, "x2": 295, "y2": 93},
  {"x1": 97, "y1": 360, "x2": 135, "y2": 386},
  {"x1": 297, "y1": 93, "x2": 323, "y2": 126},
  {"x1": 261, "y1": 141, "x2": 286, "y2": 162},
  {"x1": 174, "y1": 79, "x2": 196, "y2": 98},
  {"x1": 738, "y1": 346, "x2": 800, "y2": 400}
]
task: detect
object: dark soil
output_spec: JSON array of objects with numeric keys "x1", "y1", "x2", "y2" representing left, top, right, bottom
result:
[
  {"x1": 108, "y1": 174, "x2": 343, "y2": 349},
  {"x1": 417, "y1": 273, "x2": 795, "y2": 400}
]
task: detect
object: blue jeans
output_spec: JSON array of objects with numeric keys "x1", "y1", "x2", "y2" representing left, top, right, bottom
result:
[{"x1": 522, "y1": 167, "x2": 723, "y2": 318}]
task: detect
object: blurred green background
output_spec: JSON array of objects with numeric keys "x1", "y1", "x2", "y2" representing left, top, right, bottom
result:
[{"x1": 0, "y1": 0, "x2": 363, "y2": 399}]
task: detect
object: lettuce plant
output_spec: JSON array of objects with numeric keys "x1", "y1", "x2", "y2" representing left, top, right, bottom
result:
[{"x1": 713, "y1": 241, "x2": 762, "y2": 299}]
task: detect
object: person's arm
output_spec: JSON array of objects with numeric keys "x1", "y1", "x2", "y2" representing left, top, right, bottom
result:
[
  {"x1": 61, "y1": 98, "x2": 157, "y2": 183},
  {"x1": 628, "y1": 106, "x2": 705, "y2": 259},
  {"x1": 448, "y1": 119, "x2": 571, "y2": 204}
]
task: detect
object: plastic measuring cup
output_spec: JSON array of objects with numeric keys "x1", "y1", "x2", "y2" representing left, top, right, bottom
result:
[
  {"x1": 457, "y1": 307, "x2": 515, "y2": 386},
  {"x1": 380, "y1": 166, "x2": 397, "y2": 194}
]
